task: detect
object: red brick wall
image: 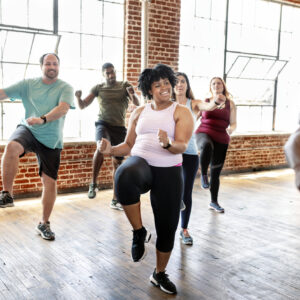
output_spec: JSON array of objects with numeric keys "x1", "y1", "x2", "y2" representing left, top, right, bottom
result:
[
  {"x1": 124, "y1": 0, "x2": 181, "y2": 86},
  {"x1": 0, "y1": 133, "x2": 290, "y2": 197}
]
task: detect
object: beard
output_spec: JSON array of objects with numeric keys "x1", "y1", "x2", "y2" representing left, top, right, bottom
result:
[{"x1": 45, "y1": 69, "x2": 58, "y2": 79}]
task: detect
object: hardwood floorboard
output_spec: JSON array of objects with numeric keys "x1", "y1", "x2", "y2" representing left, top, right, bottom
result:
[{"x1": 0, "y1": 168, "x2": 299, "y2": 299}]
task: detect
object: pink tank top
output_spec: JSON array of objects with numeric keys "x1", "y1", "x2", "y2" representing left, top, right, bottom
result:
[
  {"x1": 131, "y1": 102, "x2": 182, "y2": 167},
  {"x1": 195, "y1": 99, "x2": 231, "y2": 144}
]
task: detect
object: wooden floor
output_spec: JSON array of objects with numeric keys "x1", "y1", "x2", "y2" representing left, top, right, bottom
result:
[{"x1": 0, "y1": 169, "x2": 299, "y2": 300}]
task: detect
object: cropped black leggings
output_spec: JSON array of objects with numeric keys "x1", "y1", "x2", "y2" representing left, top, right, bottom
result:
[
  {"x1": 195, "y1": 133, "x2": 228, "y2": 203},
  {"x1": 181, "y1": 154, "x2": 199, "y2": 229},
  {"x1": 115, "y1": 156, "x2": 183, "y2": 252}
]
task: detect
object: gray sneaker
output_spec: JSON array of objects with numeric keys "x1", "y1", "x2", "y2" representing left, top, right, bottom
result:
[
  {"x1": 209, "y1": 202, "x2": 225, "y2": 213},
  {"x1": 180, "y1": 230, "x2": 193, "y2": 245},
  {"x1": 0, "y1": 191, "x2": 14, "y2": 208},
  {"x1": 36, "y1": 222, "x2": 55, "y2": 240},
  {"x1": 110, "y1": 199, "x2": 123, "y2": 211},
  {"x1": 88, "y1": 183, "x2": 97, "y2": 199}
]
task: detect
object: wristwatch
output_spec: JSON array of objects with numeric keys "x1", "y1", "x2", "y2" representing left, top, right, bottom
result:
[
  {"x1": 163, "y1": 138, "x2": 172, "y2": 149},
  {"x1": 40, "y1": 115, "x2": 47, "y2": 124},
  {"x1": 214, "y1": 100, "x2": 221, "y2": 106}
]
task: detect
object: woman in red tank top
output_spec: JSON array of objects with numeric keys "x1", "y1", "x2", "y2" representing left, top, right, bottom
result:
[{"x1": 195, "y1": 77, "x2": 237, "y2": 213}]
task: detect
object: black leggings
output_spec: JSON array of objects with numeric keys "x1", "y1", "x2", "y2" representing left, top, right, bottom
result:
[
  {"x1": 181, "y1": 154, "x2": 199, "y2": 229},
  {"x1": 196, "y1": 133, "x2": 228, "y2": 203},
  {"x1": 115, "y1": 156, "x2": 183, "y2": 253}
]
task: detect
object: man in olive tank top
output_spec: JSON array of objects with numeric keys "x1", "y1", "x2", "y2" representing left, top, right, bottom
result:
[{"x1": 75, "y1": 63, "x2": 140, "y2": 209}]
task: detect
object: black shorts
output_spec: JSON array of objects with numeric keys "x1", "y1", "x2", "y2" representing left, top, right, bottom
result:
[
  {"x1": 9, "y1": 125, "x2": 61, "y2": 180},
  {"x1": 95, "y1": 120, "x2": 127, "y2": 160}
]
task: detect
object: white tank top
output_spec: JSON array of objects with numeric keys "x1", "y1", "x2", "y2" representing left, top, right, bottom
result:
[{"x1": 131, "y1": 102, "x2": 182, "y2": 167}]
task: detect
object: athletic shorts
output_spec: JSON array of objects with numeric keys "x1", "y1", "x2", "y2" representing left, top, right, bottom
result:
[
  {"x1": 9, "y1": 125, "x2": 61, "y2": 180},
  {"x1": 95, "y1": 120, "x2": 127, "y2": 160}
]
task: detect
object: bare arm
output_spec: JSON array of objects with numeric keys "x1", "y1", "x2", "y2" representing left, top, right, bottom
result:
[
  {"x1": 158, "y1": 105, "x2": 194, "y2": 154},
  {"x1": 26, "y1": 102, "x2": 71, "y2": 125},
  {"x1": 227, "y1": 100, "x2": 237, "y2": 135},
  {"x1": 75, "y1": 90, "x2": 96, "y2": 109},
  {"x1": 191, "y1": 94, "x2": 226, "y2": 113},
  {"x1": 0, "y1": 89, "x2": 8, "y2": 101},
  {"x1": 98, "y1": 106, "x2": 145, "y2": 156}
]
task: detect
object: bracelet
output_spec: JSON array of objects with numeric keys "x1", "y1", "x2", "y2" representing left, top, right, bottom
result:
[
  {"x1": 40, "y1": 115, "x2": 47, "y2": 123},
  {"x1": 162, "y1": 138, "x2": 172, "y2": 149}
]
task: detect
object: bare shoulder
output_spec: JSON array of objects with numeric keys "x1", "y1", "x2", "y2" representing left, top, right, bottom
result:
[
  {"x1": 174, "y1": 103, "x2": 193, "y2": 120},
  {"x1": 229, "y1": 99, "x2": 236, "y2": 109},
  {"x1": 130, "y1": 105, "x2": 146, "y2": 122}
]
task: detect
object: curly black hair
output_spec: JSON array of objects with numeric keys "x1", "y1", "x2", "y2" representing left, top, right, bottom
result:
[{"x1": 138, "y1": 64, "x2": 177, "y2": 100}]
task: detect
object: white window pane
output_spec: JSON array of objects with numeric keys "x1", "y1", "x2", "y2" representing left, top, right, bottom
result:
[
  {"x1": 29, "y1": 0, "x2": 53, "y2": 30},
  {"x1": 58, "y1": 33, "x2": 80, "y2": 69},
  {"x1": 1, "y1": 0, "x2": 27, "y2": 27},
  {"x1": 211, "y1": 0, "x2": 227, "y2": 21},
  {"x1": 179, "y1": 46, "x2": 194, "y2": 75},
  {"x1": 102, "y1": 37, "x2": 123, "y2": 71},
  {"x1": 81, "y1": 35, "x2": 102, "y2": 69},
  {"x1": 82, "y1": 0, "x2": 103, "y2": 35},
  {"x1": 29, "y1": 34, "x2": 59, "y2": 64},
  {"x1": 2, "y1": 32, "x2": 33, "y2": 63},
  {"x1": 228, "y1": 0, "x2": 243, "y2": 24},
  {"x1": 103, "y1": 2, "x2": 124, "y2": 37},
  {"x1": 25, "y1": 65, "x2": 42, "y2": 78},
  {"x1": 195, "y1": 0, "x2": 211, "y2": 18},
  {"x1": 2, "y1": 63, "x2": 27, "y2": 87},
  {"x1": 179, "y1": 1, "x2": 195, "y2": 46},
  {"x1": 59, "y1": 0, "x2": 81, "y2": 32},
  {"x1": 3, "y1": 103, "x2": 25, "y2": 140},
  {"x1": 254, "y1": 0, "x2": 280, "y2": 30}
]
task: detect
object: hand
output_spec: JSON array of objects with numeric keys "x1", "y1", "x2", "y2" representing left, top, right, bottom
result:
[
  {"x1": 75, "y1": 90, "x2": 82, "y2": 99},
  {"x1": 126, "y1": 86, "x2": 135, "y2": 95},
  {"x1": 26, "y1": 117, "x2": 44, "y2": 125},
  {"x1": 157, "y1": 129, "x2": 169, "y2": 148},
  {"x1": 97, "y1": 138, "x2": 112, "y2": 154},
  {"x1": 226, "y1": 127, "x2": 233, "y2": 135},
  {"x1": 127, "y1": 103, "x2": 137, "y2": 113}
]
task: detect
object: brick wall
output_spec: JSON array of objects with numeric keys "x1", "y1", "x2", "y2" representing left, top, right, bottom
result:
[
  {"x1": 124, "y1": 0, "x2": 181, "y2": 86},
  {"x1": 0, "y1": 133, "x2": 290, "y2": 197}
]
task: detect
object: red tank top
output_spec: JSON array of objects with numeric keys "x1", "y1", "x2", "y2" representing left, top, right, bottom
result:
[{"x1": 195, "y1": 98, "x2": 231, "y2": 144}]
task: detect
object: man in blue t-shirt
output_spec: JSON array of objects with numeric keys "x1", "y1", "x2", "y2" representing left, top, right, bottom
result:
[{"x1": 0, "y1": 53, "x2": 74, "y2": 241}]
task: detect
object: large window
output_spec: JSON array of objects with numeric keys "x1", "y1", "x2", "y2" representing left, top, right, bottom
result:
[
  {"x1": 179, "y1": 0, "x2": 300, "y2": 133},
  {"x1": 0, "y1": 0, "x2": 124, "y2": 140}
]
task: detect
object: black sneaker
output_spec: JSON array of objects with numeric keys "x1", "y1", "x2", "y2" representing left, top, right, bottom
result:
[
  {"x1": 131, "y1": 227, "x2": 151, "y2": 262},
  {"x1": 0, "y1": 191, "x2": 14, "y2": 208},
  {"x1": 88, "y1": 183, "x2": 97, "y2": 199},
  {"x1": 36, "y1": 222, "x2": 55, "y2": 240},
  {"x1": 209, "y1": 202, "x2": 225, "y2": 213},
  {"x1": 150, "y1": 269, "x2": 177, "y2": 294}
]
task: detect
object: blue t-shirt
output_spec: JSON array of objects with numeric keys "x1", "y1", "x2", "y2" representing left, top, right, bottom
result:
[
  {"x1": 184, "y1": 98, "x2": 198, "y2": 155},
  {"x1": 4, "y1": 78, "x2": 74, "y2": 149}
]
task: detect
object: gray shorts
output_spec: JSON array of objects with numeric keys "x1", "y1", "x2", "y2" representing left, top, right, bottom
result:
[{"x1": 9, "y1": 125, "x2": 61, "y2": 180}]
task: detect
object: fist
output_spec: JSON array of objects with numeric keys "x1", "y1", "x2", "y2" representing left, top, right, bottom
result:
[
  {"x1": 75, "y1": 90, "x2": 82, "y2": 98},
  {"x1": 97, "y1": 138, "x2": 111, "y2": 154},
  {"x1": 126, "y1": 86, "x2": 135, "y2": 95},
  {"x1": 157, "y1": 129, "x2": 168, "y2": 148}
]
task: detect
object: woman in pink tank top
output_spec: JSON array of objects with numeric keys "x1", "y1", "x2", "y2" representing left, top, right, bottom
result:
[
  {"x1": 195, "y1": 77, "x2": 237, "y2": 213},
  {"x1": 98, "y1": 64, "x2": 194, "y2": 295}
]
